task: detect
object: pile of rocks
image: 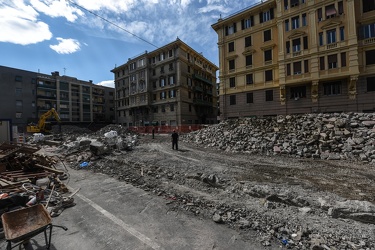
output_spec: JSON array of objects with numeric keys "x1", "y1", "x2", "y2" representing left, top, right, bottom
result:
[
  {"x1": 58, "y1": 124, "x2": 139, "y2": 160},
  {"x1": 182, "y1": 113, "x2": 375, "y2": 164}
]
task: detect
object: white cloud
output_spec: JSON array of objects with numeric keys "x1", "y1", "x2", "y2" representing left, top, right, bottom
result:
[
  {"x1": 198, "y1": 5, "x2": 228, "y2": 14},
  {"x1": 96, "y1": 80, "x2": 114, "y2": 88},
  {"x1": 30, "y1": 0, "x2": 84, "y2": 22},
  {"x1": 50, "y1": 38, "x2": 81, "y2": 54},
  {"x1": 0, "y1": 0, "x2": 52, "y2": 45}
]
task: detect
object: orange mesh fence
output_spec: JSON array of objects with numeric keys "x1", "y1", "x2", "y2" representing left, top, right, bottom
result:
[{"x1": 128, "y1": 125, "x2": 207, "y2": 134}]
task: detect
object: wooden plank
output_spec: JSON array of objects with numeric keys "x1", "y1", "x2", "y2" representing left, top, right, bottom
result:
[{"x1": 34, "y1": 164, "x2": 64, "y2": 175}]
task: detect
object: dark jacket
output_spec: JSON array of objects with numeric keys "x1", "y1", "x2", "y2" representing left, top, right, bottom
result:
[{"x1": 172, "y1": 132, "x2": 179, "y2": 142}]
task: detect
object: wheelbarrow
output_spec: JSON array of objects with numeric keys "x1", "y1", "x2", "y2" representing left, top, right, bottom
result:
[{"x1": 1, "y1": 204, "x2": 68, "y2": 250}]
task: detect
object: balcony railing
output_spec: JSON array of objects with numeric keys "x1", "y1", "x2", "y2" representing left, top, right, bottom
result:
[
  {"x1": 193, "y1": 99, "x2": 212, "y2": 106},
  {"x1": 364, "y1": 37, "x2": 375, "y2": 45},
  {"x1": 192, "y1": 74, "x2": 213, "y2": 85},
  {"x1": 326, "y1": 43, "x2": 338, "y2": 50},
  {"x1": 194, "y1": 86, "x2": 203, "y2": 92}
]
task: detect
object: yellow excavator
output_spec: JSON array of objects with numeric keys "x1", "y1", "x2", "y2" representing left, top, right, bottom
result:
[{"x1": 27, "y1": 108, "x2": 61, "y2": 133}]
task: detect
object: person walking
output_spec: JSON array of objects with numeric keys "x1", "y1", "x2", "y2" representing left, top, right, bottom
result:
[{"x1": 171, "y1": 130, "x2": 179, "y2": 150}]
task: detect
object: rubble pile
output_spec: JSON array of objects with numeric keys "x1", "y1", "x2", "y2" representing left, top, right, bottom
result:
[
  {"x1": 182, "y1": 113, "x2": 375, "y2": 164},
  {"x1": 57, "y1": 124, "x2": 139, "y2": 164}
]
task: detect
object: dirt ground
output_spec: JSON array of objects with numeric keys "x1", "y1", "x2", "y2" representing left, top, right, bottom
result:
[{"x1": 64, "y1": 131, "x2": 375, "y2": 249}]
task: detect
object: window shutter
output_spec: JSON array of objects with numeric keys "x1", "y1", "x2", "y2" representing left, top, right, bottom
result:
[
  {"x1": 251, "y1": 16, "x2": 254, "y2": 26},
  {"x1": 270, "y1": 8, "x2": 274, "y2": 19},
  {"x1": 317, "y1": 8, "x2": 322, "y2": 20},
  {"x1": 233, "y1": 23, "x2": 237, "y2": 33},
  {"x1": 241, "y1": 19, "x2": 245, "y2": 30},
  {"x1": 303, "y1": 36, "x2": 308, "y2": 49},
  {"x1": 259, "y1": 12, "x2": 263, "y2": 23},
  {"x1": 225, "y1": 26, "x2": 228, "y2": 36}
]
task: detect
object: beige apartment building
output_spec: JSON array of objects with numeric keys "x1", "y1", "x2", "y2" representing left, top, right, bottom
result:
[
  {"x1": 212, "y1": 0, "x2": 375, "y2": 119},
  {"x1": 112, "y1": 39, "x2": 218, "y2": 127}
]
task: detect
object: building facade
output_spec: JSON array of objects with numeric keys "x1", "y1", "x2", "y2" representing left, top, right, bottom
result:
[
  {"x1": 0, "y1": 65, "x2": 115, "y2": 134},
  {"x1": 211, "y1": 0, "x2": 375, "y2": 119},
  {"x1": 112, "y1": 39, "x2": 219, "y2": 127}
]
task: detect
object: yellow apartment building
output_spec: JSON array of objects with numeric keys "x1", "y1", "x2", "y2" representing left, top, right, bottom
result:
[{"x1": 212, "y1": 0, "x2": 375, "y2": 119}]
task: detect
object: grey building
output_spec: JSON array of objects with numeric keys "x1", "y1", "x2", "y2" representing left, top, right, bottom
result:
[{"x1": 0, "y1": 65, "x2": 115, "y2": 139}]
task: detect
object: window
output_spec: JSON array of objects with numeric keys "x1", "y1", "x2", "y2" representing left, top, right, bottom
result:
[
  {"x1": 284, "y1": 0, "x2": 289, "y2": 10},
  {"x1": 169, "y1": 50, "x2": 173, "y2": 57},
  {"x1": 363, "y1": 0, "x2": 375, "y2": 13},
  {"x1": 229, "y1": 59, "x2": 235, "y2": 70},
  {"x1": 367, "y1": 77, "x2": 375, "y2": 91},
  {"x1": 15, "y1": 76, "x2": 22, "y2": 82},
  {"x1": 324, "y1": 82, "x2": 341, "y2": 95},
  {"x1": 225, "y1": 23, "x2": 237, "y2": 35},
  {"x1": 189, "y1": 104, "x2": 192, "y2": 112},
  {"x1": 319, "y1": 32, "x2": 324, "y2": 46},
  {"x1": 245, "y1": 36, "x2": 252, "y2": 47},
  {"x1": 292, "y1": 38, "x2": 301, "y2": 52},
  {"x1": 169, "y1": 89, "x2": 176, "y2": 98},
  {"x1": 265, "y1": 70, "x2": 273, "y2": 81},
  {"x1": 327, "y1": 29, "x2": 336, "y2": 44},
  {"x1": 326, "y1": 4, "x2": 337, "y2": 18},
  {"x1": 341, "y1": 52, "x2": 346, "y2": 67},
  {"x1": 293, "y1": 61, "x2": 302, "y2": 74},
  {"x1": 153, "y1": 94, "x2": 156, "y2": 101},
  {"x1": 265, "y1": 90, "x2": 273, "y2": 101},
  {"x1": 338, "y1": 1, "x2": 344, "y2": 15},
  {"x1": 16, "y1": 112, "x2": 22, "y2": 119},
  {"x1": 291, "y1": 16, "x2": 299, "y2": 29},
  {"x1": 328, "y1": 54, "x2": 338, "y2": 69},
  {"x1": 130, "y1": 62, "x2": 136, "y2": 70},
  {"x1": 169, "y1": 75, "x2": 175, "y2": 85},
  {"x1": 286, "y1": 41, "x2": 290, "y2": 53},
  {"x1": 291, "y1": 0, "x2": 299, "y2": 7},
  {"x1": 291, "y1": 86, "x2": 306, "y2": 99},
  {"x1": 153, "y1": 107, "x2": 158, "y2": 113},
  {"x1": 246, "y1": 74, "x2": 253, "y2": 85},
  {"x1": 229, "y1": 77, "x2": 236, "y2": 88},
  {"x1": 363, "y1": 23, "x2": 375, "y2": 39},
  {"x1": 285, "y1": 19, "x2": 290, "y2": 32},
  {"x1": 153, "y1": 69, "x2": 156, "y2": 76},
  {"x1": 304, "y1": 60, "x2": 309, "y2": 73},
  {"x1": 160, "y1": 52, "x2": 165, "y2": 61},
  {"x1": 260, "y1": 8, "x2": 274, "y2": 23},
  {"x1": 169, "y1": 63, "x2": 174, "y2": 71},
  {"x1": 161, "y1": 105, "x2": 166, "y2": 112},
  {"x1": 170, "y1": 104, "x2": 174, "y2": 111},
  {"x1": 228, "y1": 42, "x2": 234, "y2": 52},
  {"x1": 366, "y1": 50, "x2": 375, "y2": 65},
  {"x1": 188, "y1": 66, "x2": 191, "y2": 73},
  {"x1": 16, "y1": 100, "x2": 23, "y2": 107},
  {"x1": 320, "y1": 56, "x2": 325, "y2": 70},
  {"x1": 340, "y1": 27, "x2": 345, "y2": 41},
  {"x1": 303, "y1": 36, "x2": 308, "y2": 50},
  {"x1": 264, "y1": 49, "x2": 272, "y2": 62},
  {"x1": 241, "y1": 16, "x2": 253, "y2": 29},
  {"x1": 302, "y1": 13, "x2": 307, "y2": 26},
  {"x1": 15, "y1": 88, "x2": 22, "y2": 96},
  {"x1": 188, "y1": 92, "x2": 191, "y2": 99},
  {"x1": 160, "y1": 66, "x2": 165, "y2": 73},
  {"x1": 246, "y1": 55, "x2": 253, "y2": 66},
  {"x1": 264, "y1": 29, "x2": 271, "y2": 42},
  {"x1": 230, "y1": 95, "x2": 236, "y2": 105},
  {"x1": 160, "y1": 78, "x2": 165, "y2": 87},
  {"x1": 317, "y1": 8, "x2": 323, "y2": 21},
  {"x1": 160, "y1": 91, "x2": 166, "y2": 99},
  {"x1": 246, "y1": 93, "x2": 254, "y2": 103}
]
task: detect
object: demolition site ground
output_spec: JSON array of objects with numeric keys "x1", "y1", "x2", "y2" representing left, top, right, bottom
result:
[
  {"x1": 61, "y1": 129, "x2": 375, "y2": 249},
  {"x1": 1, "y1": 121, "x2": 375, "y2": 249}
]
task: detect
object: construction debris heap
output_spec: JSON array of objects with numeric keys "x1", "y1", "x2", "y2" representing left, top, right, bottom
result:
[{"x1": 182, "y1": 113, "x2": 375, "y2": 164}]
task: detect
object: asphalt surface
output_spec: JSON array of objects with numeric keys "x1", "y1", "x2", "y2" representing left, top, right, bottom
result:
[{"x1": 0, "y1": 167, "x2": 271, "y2": 250}]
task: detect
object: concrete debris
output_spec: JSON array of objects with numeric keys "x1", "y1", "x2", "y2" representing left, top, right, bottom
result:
[{"x1": 182, "y1": 113, "x2": 375, "y2": 164}]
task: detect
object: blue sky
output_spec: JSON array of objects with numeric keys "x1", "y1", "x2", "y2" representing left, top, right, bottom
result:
[{"x1": 0, "y1": 0, "x2": 258, "y2": 88}]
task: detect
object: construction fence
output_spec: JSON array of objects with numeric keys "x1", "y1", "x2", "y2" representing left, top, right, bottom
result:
[{"x1": 128, "y1": 124, "x2": 209, "y2": 134}]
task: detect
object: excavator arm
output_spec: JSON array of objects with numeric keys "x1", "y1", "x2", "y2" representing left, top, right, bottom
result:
[{"x1": 27, "y1": 108, "x2": 61, "y2": 133}]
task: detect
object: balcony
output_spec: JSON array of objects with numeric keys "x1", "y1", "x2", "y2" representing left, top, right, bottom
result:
[
  {"x1": 326, "y1": 43, "x2": 338, "y2": 50},
  {"x1": 192, "y1": 74, "x2": 213, "y2": 85},
  {"x1": 363, "y1": 37, "x2": 375, "y2": 45},
  {"x1": 194, "y1": 86, "x2": 203, "y2": 92},
  {"x1": 193, "y1": 98, "x2": 212, "y2": 106}
]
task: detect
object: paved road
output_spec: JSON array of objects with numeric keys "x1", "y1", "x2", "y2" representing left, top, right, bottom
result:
[{"x1": 1, "y1": 168, "x2": 271, "y2": 250}]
